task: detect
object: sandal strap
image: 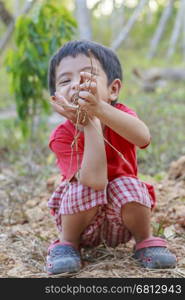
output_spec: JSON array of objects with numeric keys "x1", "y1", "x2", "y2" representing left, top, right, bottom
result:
[
  {"x1": 48, "y1": 239, "x2": 76, "y2": 253},
  {"x1": 135, "y1": 237, "x2": 167, "y2": 251}
]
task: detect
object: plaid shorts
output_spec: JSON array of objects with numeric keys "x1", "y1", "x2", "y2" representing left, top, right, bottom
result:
[{"x1": 48, "y1": 176, "x2": 153, "y2": 248}]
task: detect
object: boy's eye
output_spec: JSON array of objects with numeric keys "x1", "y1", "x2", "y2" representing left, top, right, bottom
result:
[{"x1": 59, "y1": 79, "x2": 70, "y2": 85}]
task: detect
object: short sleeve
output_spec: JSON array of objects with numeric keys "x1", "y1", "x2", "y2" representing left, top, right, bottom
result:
[{"x1": 49, "y1": 124, "x2": 83, "y2": 180}]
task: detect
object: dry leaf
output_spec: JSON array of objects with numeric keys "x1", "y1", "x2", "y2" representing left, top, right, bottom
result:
[{"x1": 163, "y1": 225, "x2": 176, "y2": 240}]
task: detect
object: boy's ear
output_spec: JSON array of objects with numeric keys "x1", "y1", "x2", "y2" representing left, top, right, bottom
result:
[{"x1": 108, "y1": 79, "x2": 122, "y2": 102}]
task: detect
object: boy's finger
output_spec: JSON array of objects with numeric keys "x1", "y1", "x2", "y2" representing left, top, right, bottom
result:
[
  {"x1": 54, "y1": 92, "x2": 68, "y2": 105},
  {"x1": 78, "y1": 91, "x2": 95, "y2": 102},
  {"x1": 51, "y1": 101, "x2": 76, "y2": 121},
  {"x1": 51, "y1": 100, "x2": 73, "y2": 116},
  {"x1": 79, "y1": 81, "x2": 97, "y2": 94},
  {"x1": 52, "y1": 96, "x2": 77, "y2": 111},
  {"x1": 80, "y1": 72, "x2": 97, "y2": 83},
  {"x1": 78, "y1": 98, "x2": 87, "y2": 109},
  {"x1": 50, "y1": 101, "x2": 65, "y2": 114},
  {"x1": 54, "y1": 93, "x2": 77, "y2": 108}
]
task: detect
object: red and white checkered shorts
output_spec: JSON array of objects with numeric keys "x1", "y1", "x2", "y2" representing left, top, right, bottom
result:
[{"x1": 48, "y1": 176, "x2": 153, "y2": 248}]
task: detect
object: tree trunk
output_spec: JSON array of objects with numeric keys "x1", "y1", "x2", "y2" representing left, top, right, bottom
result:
[
  {"x1": 75, "y1": 0, "x2": 92, "y2": 40},
  {"x1": 0, "y1": 0, "x2": 36, "y2": 54},
  {"x1": 146, "y1": 2, "x2": 153, "y2": 25},
  {"x1": 133, "y1": 67, "x2": 185, "y2": 92},
  {"x1": 183, "y1": 5, "x2": 185, "y2": 59},
  {"x1": 148, "y1": 0, "x2": 174, "y2": 59},
  {"x1": 110, "y1": 0, "x2": 125, "y2": 39},
  {"x1": 111, "y1": 0, "x2": 148, "y2": 51},
  {"x1": 13, "y1": 0, "x2": 20, "y2": 17},
  {"x1": 0, "y1": 1, "x2": 14, "y2": 25},
  {"x1": 167, "y1": 0, "x2": 185, "y2": 58}
]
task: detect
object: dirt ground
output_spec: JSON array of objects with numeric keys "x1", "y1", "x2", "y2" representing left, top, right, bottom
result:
[{"x1": 0, "y1": 156, "x2": 185, "y2": 278}]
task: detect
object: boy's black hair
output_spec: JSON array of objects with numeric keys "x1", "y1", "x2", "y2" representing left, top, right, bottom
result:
[{"x1": 48, "y1": 40, "x2": 123, "y2": 103}]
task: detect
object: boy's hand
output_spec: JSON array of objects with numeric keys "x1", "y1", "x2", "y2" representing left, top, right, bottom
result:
[
  {"x1": 50, "y1": 92, "x2": 89, "y2": 126},
  {"x1": 78, "y1": 72, "x2": 101, "y2": 116}
]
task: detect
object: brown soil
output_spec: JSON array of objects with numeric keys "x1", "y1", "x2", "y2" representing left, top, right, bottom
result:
[{"x1": 0, "y1": 156, "x2": 185, "y2": 278}]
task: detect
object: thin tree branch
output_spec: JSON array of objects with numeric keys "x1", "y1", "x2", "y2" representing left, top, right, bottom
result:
[
  {"x1": 183, "y1": 2, "x2": 185, "y2": 59},
  {"x1": 111, "y1": 0, "x2": 148, "y2": 51},
  {"x1": 147, "y1": 0, "x2": 174, "y2": 59},
  {"x1": 75, "y1": 0, "x2": 92, "y2": 40},
  {"x1": 167, "y1": 0, "x2": 185, "y2": 58}
]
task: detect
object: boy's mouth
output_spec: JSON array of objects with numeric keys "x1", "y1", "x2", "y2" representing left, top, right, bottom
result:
[{"x1": 71, "y1": 93, "x2": 79, "y2": 105}]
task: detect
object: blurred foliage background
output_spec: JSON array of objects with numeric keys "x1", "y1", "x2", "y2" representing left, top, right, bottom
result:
[{"x1": 0, "y1": 0, "x2": 185, "y2": 178}]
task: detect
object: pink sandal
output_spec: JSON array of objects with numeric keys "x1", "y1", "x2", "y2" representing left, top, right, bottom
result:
[{"x1": 133, "y1": 237, "x2": 177, "y2": 269}]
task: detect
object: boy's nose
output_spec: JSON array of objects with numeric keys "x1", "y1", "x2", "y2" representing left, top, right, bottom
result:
[{"x1": 71, "y1": 79, "x2": 80, "y2": 91}]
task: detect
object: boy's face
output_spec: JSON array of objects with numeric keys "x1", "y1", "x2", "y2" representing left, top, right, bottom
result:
[{"x1": 54, "y1": 54, "x2": 113, "y2": 104}]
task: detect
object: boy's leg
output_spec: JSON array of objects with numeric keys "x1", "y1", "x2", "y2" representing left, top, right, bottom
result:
[
  {"x1": 61, "y1": 206, "x2": 98, "y2": 249},
  {"x1": 121, "y1": 202, "x2": 177, "y2": 268},
  {"x1": 108, "y1": 176, "x2": 177, "y2": 268},
  {"x1": 121, "y1": 202, "x2": 152, "y2": 243},
  {"x1": 46, "y1": 206, "x2": 99, "y2": 274},
  {"x1": 47, "y1": 180, "x2": 107, "y2": 274}
]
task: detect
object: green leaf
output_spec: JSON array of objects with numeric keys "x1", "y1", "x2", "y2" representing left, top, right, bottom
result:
[{"x1": 5, "y1": 0, "x2": 76, "y2": 137}]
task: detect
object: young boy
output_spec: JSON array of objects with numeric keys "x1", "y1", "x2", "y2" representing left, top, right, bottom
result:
[{"x1": 46, "y1": 40, "x2": 177, "y2": 275}]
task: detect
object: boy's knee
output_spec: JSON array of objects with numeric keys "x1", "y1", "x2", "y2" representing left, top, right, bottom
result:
[
  {"x1": 61, "y1": 205, "x2": 99, "y2": 231},
  {"x1": 81, "y1": 182, "x2": 107, "y2": 191}
]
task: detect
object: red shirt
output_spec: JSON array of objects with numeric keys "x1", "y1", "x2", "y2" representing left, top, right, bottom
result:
[{"x1": 49, "y1": 103, "x2": 156, "y2": 205}]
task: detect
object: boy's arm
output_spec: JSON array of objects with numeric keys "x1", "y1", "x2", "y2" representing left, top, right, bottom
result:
[
  {"x1": 78, "y1": 71, "x2": 150, "y2": 148},
  {"x1": 95, "y1": 101, "x2": 150, "y2": 148},
  {"x1": 79, "y1": 94, "x2": 150, "y2": 148},
  {"x1": 78, "y1": 117, "x2": 108, "y2": 190}
]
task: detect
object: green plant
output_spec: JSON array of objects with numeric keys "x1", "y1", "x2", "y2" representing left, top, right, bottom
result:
[
  {"x1": 5, "y1": 0, "x2": 76, "y2": 136},
  {"x1": 152, "y1": 221, "x2": 165, "y2": 237}
]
